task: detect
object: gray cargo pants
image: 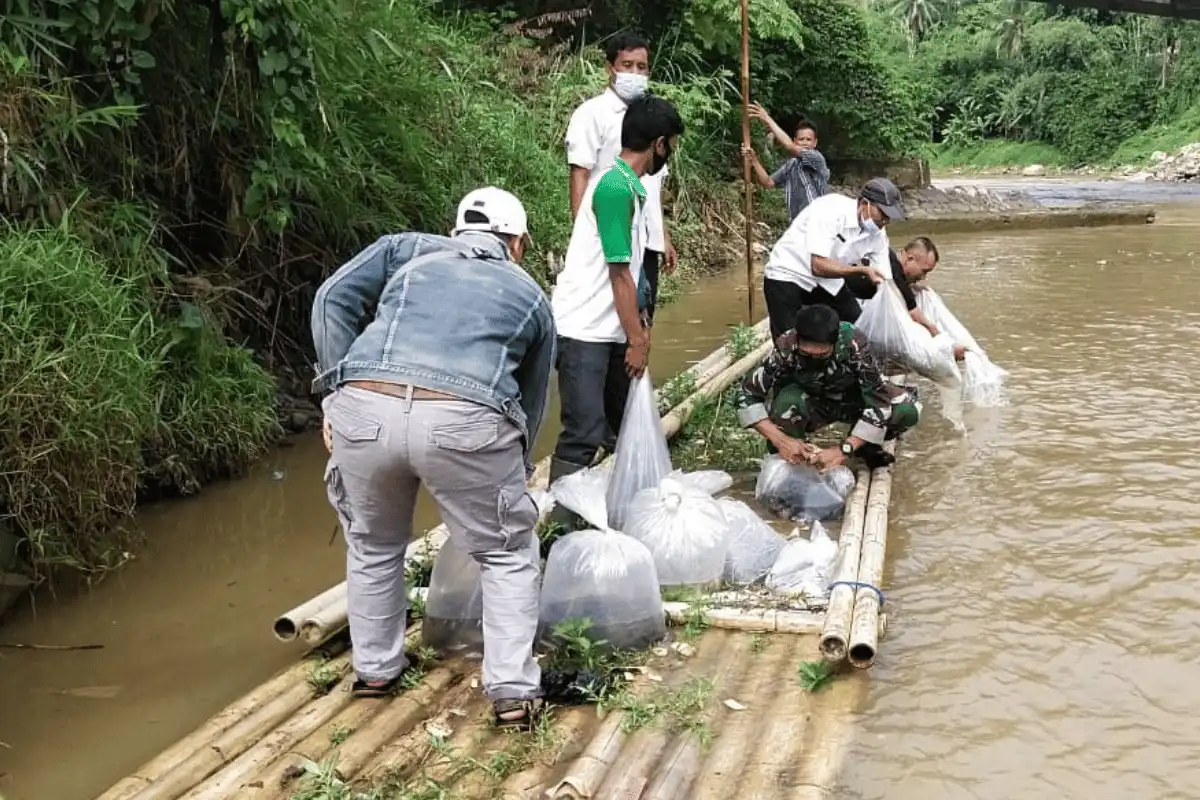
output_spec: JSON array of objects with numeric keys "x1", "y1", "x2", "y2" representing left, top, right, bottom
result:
[{"x1": 323, "y1": 384, "x2": 541, "y2": 701}]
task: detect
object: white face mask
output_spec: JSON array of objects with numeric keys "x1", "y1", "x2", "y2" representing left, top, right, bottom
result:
[
  {"x1": 860, "y1": 217, "x2": 879, "y2": 235},
  {"x1": 612, "y1": 71, "x2": 649, "y2": 103}
]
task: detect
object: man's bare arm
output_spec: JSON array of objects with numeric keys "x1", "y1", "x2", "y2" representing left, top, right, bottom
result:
[{"x1": 569, "y1": 166, "x2": 590, "y2": 219}]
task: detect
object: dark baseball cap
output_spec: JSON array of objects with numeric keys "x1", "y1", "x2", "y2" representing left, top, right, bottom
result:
[{"x1": 860, "y1": 177, "x2": 906, "y2": 221}]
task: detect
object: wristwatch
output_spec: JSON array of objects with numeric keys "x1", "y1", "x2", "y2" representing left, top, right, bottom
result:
[{"x1": 840, "y1": 440, "x2": 856, "y2": 457}]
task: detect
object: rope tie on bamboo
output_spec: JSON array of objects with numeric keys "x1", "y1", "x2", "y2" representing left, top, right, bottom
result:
[{"x1": 828, "y1": 580, "x2": 885, "y2": 607}]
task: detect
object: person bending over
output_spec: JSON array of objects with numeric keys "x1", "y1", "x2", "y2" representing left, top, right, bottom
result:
[{"x1": 737, "y1": 305, "x2": 921, "y2": 472}]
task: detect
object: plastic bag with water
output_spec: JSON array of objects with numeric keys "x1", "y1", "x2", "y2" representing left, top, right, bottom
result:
[
  {"x1": 666, "y1": 469, "x2": 734, "y2": 496},
  {"x1": 916, "y1": 287, "x2": 1008, "y2": 407},
  {"x1": 606, "y1": 374, "x2": 673, "y2": 532},
  {"x1": 422, "y1": 526, "x2": 537, "y2": 657},
  {"x1": 765, "y1": 521, "x2": 839, "y2": 599},
  {"x1": 540, "y1": 465, "x2": 667, "y2": 650},
  {"x1": 624, "y1": 476, "x2": 729, "y2": 588},
  {"x1": 717, "y1": 497, "x2": 787, "y2": 584},
  {"x1": 856, "y1": 281, "x2": 961, "y2": 389},
  {"x1": 755, "y1": 455, "x2": 855, "y2": 522}
]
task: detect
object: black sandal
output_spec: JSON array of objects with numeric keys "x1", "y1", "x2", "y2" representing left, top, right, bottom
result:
[
  {"x1": 493, "y1": 698, "x2": 544, "y2": 731},
  {"x1": 351, "y1": 675, "x2": 402, "y2": 698}
]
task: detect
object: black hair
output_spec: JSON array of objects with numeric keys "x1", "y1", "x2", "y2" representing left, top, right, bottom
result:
[
  {"x1": 793, "y1": 305, "x2": 840, "y2": 345},
  {"x1": 906, "y1": 236, "x2": 939, "y2": 263},
  {"x1": 604, "y1": 32, "x2": 650, "y2": 64},
  {"x1": 621, "y1": 96, "x2": 685, "y2": 152},
  {"x1": 795, "y1": 118, "x2": 818, "y2": 138}
]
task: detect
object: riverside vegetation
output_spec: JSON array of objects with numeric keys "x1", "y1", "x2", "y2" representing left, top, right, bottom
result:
[
  {"x1": 0, "y1": 0, "x2": 930, "y2": 583},
  {"x1": 872, "y1": 0, "x2": 1200, "y2": 170}
]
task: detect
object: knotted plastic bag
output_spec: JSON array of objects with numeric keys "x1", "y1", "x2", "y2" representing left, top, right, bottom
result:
[
  {"x1": 755, "y1": 455, "x2": 855, "y2": 522},
  {"x1": 856, "y1": 281, "x2": 960, "y2": 389},
  {"x1": 423, "y1": 526, "x2": 537, "y2": 657},
  {"x1": 606, "y1": 374, "x2": 673, "y2": 531},
  {"x1": 765, "y1": 522, "x2": 839, "y2": 599},
  {"x1": 667, "y1": 469, "x2": 734, "y2": 496},
  {"x1": 541, "y1": 464, "x2": 667, "y2": 650},
  {"x1": 625, "y1": 476, "x2": 729, "y2": 588},
  {"x1": 717, "y1": 497, "x2": 786, "y2": 584}
]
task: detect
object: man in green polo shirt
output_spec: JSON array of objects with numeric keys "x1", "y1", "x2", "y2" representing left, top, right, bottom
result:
[{"x1": 550, "y1": 96, "x2": 685, "y2": 486}]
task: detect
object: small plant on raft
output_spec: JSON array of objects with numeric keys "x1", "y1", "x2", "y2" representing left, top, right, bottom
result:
[
  {"x1": 658, "y1": 370, "x2": 699, "y2": 413},
  {"x1": 670, "y1": 386, "x2": 768, "y2": 473},
  {"x1": 725, "y1": 322, "x2": 763, "y2": 361},
  {"x1": 605, "y1": 676, "x2": 717, "y2": 746},
  {"x1": 797, "y1": 659, "x2": 840, "y2": 693},
  {"x1": 540, "y1": 618, "x2": 636, "y2": 705}
]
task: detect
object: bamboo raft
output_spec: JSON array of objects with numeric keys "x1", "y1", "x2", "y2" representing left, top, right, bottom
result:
[{"x1": 96, "y1": 320, "x2": 901, "y2": 800}]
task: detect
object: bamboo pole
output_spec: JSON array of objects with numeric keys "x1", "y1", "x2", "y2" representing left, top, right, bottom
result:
[
  {"x1": 177, "y1": 672, "x2": 359, "y2": 800},
  {"x1": 688, "y1": 637, "x2": 794, "y2": 800},
  {"x1": 543, "y1": 637, "x2": 722, "y2": 800},
  {"x1": 818, "y1": 465, "x2": 873, "y2": 661},
  {"x1": 271, "y1": 323, "x2": 770, "y2": 646},
  {"x1": 274, "y1": 326, "x2": 768, "y2": 642},
  {"x1": 494, "y1": 706, "x2": 597, "y2": 799},
  {"x1": 240, "y1": 697, "x2": 385, "y2": 800},
  {"x1": 95, "y1": 639, "x2": 348, "y2": 800},
  {"x1": 739, "y1": 0, "x2": 756, "y2": 324},
  {"x1": 847, "y1": 440, "x2": 896, "y2": 670},
  {"x1": 662, "y1": 602, "x2": 824, "y2": 635},
  {"x1": 126, "y1": 653, "x2": 352, "y2": 800},
  {"x1": 640, "y1": 632, "x2": 751, "y2": 800},
  {"x1": 790, "y1": 670, "x2": 868, "y2": 800}
]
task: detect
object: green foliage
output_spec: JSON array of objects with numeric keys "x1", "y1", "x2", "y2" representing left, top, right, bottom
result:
[{"x1": 875, "y1": 0, "x2": 1200, "y2": 166}]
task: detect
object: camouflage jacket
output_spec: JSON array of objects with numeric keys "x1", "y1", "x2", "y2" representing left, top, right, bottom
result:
[{"x1": 736, "y1": 323, "x2": 904, "y2": 434}]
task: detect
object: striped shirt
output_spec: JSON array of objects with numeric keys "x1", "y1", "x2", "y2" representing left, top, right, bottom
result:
[{"x1": 771, "y1": 149, "x2": 830, "y2": 221}]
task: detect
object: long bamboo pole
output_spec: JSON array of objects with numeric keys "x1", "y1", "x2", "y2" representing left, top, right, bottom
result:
[
  {"x1": 818, "y1": 465, "x2": 873, "y2": 661},
  {"x1": 847, "y1": 440, "x2": 896, "y2": 669},
  {"x1": 94, "y1": 639, "x2": 348, "y2": 800},
  {"x1": 270, "y1": 321, "x2": 771, "y2": 645},
  {"x1": 740, "y1": 0, "x2": 756, "y2": 325},
  {"x1": 661, "y1": 602, "x2": 824, "y2": 635}
]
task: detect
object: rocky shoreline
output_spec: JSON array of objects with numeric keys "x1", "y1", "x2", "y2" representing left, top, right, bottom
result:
[{"x1": 938, "y1": 140, "x2": 1200, "y2": 184}]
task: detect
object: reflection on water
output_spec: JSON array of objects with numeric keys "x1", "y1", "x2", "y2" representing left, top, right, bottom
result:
[
  {"x1": 842, "y1": 203, "x2": 1200, "y2": 799},
  {"x1": 5, "y1": 200, "x2": 1200, "y2": 799}
]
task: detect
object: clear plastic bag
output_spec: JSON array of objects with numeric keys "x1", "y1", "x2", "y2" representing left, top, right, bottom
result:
[
  {"x1": 606, "y1": 374, "x2": 673, "y2": 531},
  {"x1": 916, "y1": 287, "x2": 1008, "y2": 407},
  {"x1": 423, "y1": 527, "x2": 536, "y2": 656},
  {"x1": 765, "y1": 522, "x2": 839, "y2": 599},
  {"x1": 625, "y1": 476, "x2": 729, "y2": 588},
  {"x1": 717, "y1": 498, "x2": 787, "y2": 584},
  {"x1": 542, "y1": 462, "x2": 667, "y2": 649},
  {"x1": 754, "y1": 455, "x2": 855, "y2": 522},
  {"x1": 856, "y1": 281, "x2": 960, "y2": 389},
  {"x1": 962, "y1": 350, "x2": 1008, "y2": 407},
  {"x1": 539, "y1": 530, "x2": 666, "y2": 650},
  {"x1": 667, "y1": 469, "x2": 734, "y2": 496}
]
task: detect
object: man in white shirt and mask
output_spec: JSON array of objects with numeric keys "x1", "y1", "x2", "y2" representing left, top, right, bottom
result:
[{"x1": 565, "y1": 31, "x2": 676, "y2": 325}]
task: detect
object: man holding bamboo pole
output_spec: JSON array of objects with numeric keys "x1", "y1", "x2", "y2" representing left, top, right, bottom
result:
[
  {"x1": 736, "y1": 304, "x2": 920, "y2": 472},
  {"x1": 311, "y1": 187, "x2": 553, "y2": 729}
]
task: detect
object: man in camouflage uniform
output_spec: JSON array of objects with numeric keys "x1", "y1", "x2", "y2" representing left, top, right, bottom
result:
[{"x1": 737, "y1": 305, "x2": 920, "y2": 472}]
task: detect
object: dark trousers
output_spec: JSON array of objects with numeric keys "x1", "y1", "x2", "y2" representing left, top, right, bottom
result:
[
  {"x1": 763, "y1": 276, "x2": 876, "y2": 342},
  {"x1": 550, "y1": 337, "x2": 632, "y2": 482},
  {"x1": 642, "y1": 248, "x2": 661, "y2": 324}
]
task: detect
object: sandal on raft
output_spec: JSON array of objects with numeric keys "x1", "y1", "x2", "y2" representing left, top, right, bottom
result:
[
  {"x1": 351, "y1": 675, "x2": 402, "y2": 698},
  {"x1": 493, "y1": 698, "x2": 544, "y2": 731}
]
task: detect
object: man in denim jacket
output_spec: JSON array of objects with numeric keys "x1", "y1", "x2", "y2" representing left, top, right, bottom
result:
[{"x1": 311, "y1": 187, "x2": 555, "y2": 729}]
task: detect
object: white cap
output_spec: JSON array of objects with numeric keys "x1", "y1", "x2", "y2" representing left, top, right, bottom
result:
[{"x1": 454, "y1": 187, "x2": 531, "y2": 242}]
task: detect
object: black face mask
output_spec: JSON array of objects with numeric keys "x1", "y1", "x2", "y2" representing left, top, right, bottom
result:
[{"x1": 649, "y1": 138, "x2": 672, "y2": 176}]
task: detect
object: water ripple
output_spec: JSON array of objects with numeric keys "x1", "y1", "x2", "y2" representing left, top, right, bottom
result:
[{"x1": 842, "y1": 215, "x2": 1200, "y2": 799}]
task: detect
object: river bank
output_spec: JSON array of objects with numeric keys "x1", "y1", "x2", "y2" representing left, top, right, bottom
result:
[{"x1": 2, "y1": 189, "x2": 1197, "y2": 800}]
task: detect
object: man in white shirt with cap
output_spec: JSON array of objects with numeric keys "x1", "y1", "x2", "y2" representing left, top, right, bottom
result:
[
  {"x1": 761, "y1": 177, "x2": 905, "y2": 343},
  {"x1": 565, "y1": 31, "x2": 676, "y2": 324}
]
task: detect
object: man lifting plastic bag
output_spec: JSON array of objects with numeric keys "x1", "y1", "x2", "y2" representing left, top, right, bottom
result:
[
  {"x1": 605, "y1": 374, "x2": 673, "y2": 532},
  {"x1": 856, "y1": 279, "x2": 960, "y2": 389},
  {"x1": 916, "y1": 287, "x2": 1008, "y2": 407},
  {"x1": 541, "y1": 466, "x2": 667, "y2": 650}
]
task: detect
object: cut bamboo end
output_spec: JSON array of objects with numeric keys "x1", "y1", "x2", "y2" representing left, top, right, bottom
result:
[{"x1": 819, "y1": 464, "x2": 874, "y2": 661}]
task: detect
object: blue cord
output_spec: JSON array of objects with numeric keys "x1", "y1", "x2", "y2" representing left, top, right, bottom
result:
[{"x1": 828, "y1": 580, "x2": 885, "y2": 607}]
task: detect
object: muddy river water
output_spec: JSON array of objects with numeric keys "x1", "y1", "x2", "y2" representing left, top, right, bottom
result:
[{"x1": 4, "y1": 188, "x2": 1200, "y2": 799}]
